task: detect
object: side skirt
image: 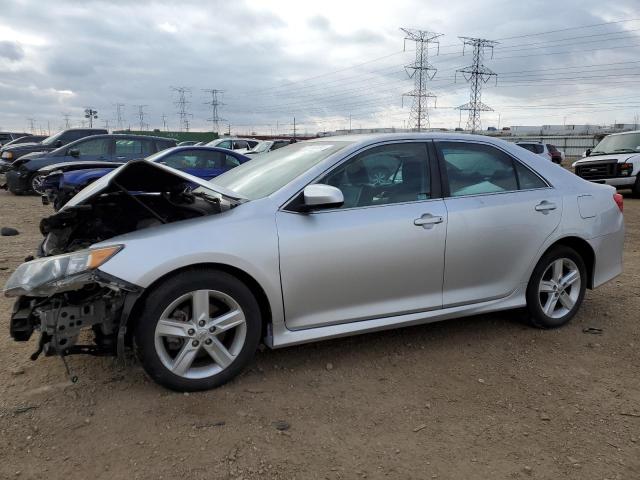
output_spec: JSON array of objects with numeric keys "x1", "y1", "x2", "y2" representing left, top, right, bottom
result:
[{"x1": 266, "y1": 285, "x2": 526, "y2": 349}]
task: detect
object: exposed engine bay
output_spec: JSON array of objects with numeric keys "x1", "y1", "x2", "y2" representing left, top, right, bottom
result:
[
  {"x1": 6, "y1": 160, "x2": 241, "y2": 368},
  {"x1": 40, "y1": 160, "x2": 231, "y2": 256}
]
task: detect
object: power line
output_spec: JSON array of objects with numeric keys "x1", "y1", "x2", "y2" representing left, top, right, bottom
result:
[
  {"x1": 456, "y1": 37, "x2": 498, "y2": 133},
  {"x1": 401, "y1": 28, "x2": 443, "y2": 131}
]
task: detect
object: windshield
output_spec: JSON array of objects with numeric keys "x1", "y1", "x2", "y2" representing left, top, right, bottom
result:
[
  {"x1": 144, "y1": 149, "x2": 172, "y2": 162},
  {"x1": 251, "y1": 141, "x2": 273, "y2": 153},
  {"x1": 41, "y1": 130, "x2": 65, "y2": 146},
  {"x1": 212, "y1": 141, "x2": 351, "y2": 200},
  {"x1": 591, "y1": 133, "x2": 640, "y2": 155}
]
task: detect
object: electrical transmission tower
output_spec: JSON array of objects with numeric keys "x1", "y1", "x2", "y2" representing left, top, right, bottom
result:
[
  {"x1": 171, "y1": 87, "x2": 192, "y2": 132},
  {"x1": 456, "y1": 37, "x2": 499, "y2": 133},
  {"x1": 135, "y1": 104, "x2": 148, "y2": 131},
  {"x1": 401, "y1": 28, "x2": 443, "y2": 131},
  {"x1": 62, "y1": 113, "x2": 71, "y2": 129},
  {"x1": 203, "y1": 89, "x2": 225, "y2": 133},
  {"x1": 27, "y1": 118, "x2": 36, "y2": 133},
  {"x1": 114, "y1": 103, "x2": 125, "y2": 130},
  {"x1": 161, "y1": 113, "x2": 168, "y2": 131}
]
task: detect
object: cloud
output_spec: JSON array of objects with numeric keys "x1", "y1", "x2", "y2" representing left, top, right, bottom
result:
[
  {"x1": 0, "y1": 0, "x2": 639, "y2": 133},
  {"x1": 0, "y1": 41, "x2": 24, "y2": 61}
]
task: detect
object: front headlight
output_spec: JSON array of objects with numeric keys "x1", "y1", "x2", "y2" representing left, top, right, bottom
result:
[
  {"x1": 1, "y1": 151, "x2": 13, "y2": 160},
  {"x1": 3, "y1": 245, "x2": 123, "y2": 297}
]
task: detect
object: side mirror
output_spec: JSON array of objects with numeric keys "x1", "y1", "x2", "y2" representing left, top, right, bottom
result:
[
  {"x1": 585, "y1": 148, "x2": 591, "y2": 157},
  {"x1": 68, "y1": 149, "x2": 80, "y2": 158},
  {"x1": 55, "y1": 140, "x2": 63, "y2": 147},
  {"x1": 302, "y1": 184, "x2": 344, "y2": 211}
]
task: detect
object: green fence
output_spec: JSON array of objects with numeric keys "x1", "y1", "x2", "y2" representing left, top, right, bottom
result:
[{"x1": 113, "y1": 130, "x2": 218, "y2": 143}]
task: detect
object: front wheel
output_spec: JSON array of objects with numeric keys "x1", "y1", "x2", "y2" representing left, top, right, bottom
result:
[
  {"x1": 525, "y1": 246, "x2": 586, "y2": 328},
  {"x1": 134, "y1": 269, "x2": 262, "y2": 391},
  {"x1": 30, "y1": 173, "x2": 45, "y2": 194}
]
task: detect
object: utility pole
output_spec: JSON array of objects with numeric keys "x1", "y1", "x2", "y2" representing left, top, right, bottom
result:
[
  {"x1": 62, "y1": 113, "x2": 71, "y2": 129},
  {"x1": 114, "y1": 103, "x2": 125, "y2": 131},
  {"x1": 135, "y1": 104, "x2": 148, "y2": 131},
  {"x1": 84, "y1": 107, "x2": 98, "y2": 128},
  {"x1": 171, "y1": 86, "x2": 192, "y2": 132},
  {"x1": 293, "y1": 117, "x2": 296, "y2": 139},
  {"x1": 227, "y1": 123, "x2": 231, "y2": 136},
  {"x1": 161, "y1": 113, "x2": 168, "y2": 131},
  {"x1": 456, "y1": 37, "x2": 498, "y2": 133},
  {"x1": 27, "y1": 118, "x2": 36, "y2": 134},
  {"x1": 401, "y1": 28, "x2": 443, "y2": 132},
  {"x1": 203, "y1": 89, "x2": 225, "y2": 134},
  {"x1": 103, "y1": 119, "x2": 110, "y2": 131}
]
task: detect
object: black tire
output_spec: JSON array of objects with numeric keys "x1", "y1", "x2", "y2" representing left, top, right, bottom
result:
[
  {"x1": 29, "y1": 173, "x2": 45, "y2": 195},
  {"x1": 134, "y1": 269, "x2": 262, "y2": 391},
  {"x1": 525, "y1": 246, "x2": 587, "y2": 329},
  {"x1": 633, "y1": 175, "x2": 640, "y2": 197}
]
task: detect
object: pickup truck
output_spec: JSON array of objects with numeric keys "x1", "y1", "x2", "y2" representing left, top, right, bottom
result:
[{"x1": 572, "y1": 130, "x2": 640, "y2": 195}]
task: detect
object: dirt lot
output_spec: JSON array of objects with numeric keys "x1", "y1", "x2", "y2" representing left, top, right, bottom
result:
[{"x1": 0, "y1": 186, "x2": 638, "y2": 480}]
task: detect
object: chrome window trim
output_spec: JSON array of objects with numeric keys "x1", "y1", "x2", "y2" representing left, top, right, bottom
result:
[{"x1": 434, "y1": 139, "x2": 553, "y2": 196}]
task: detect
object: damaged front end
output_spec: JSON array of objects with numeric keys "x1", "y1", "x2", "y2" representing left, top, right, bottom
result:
[{"x1": 4, "y1": 160, "x2": 243, "y2": 366}]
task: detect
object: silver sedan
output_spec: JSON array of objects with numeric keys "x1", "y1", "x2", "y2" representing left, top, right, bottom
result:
[{"x1": 4, "y1": 133, "x2": 625, "y2": 391}]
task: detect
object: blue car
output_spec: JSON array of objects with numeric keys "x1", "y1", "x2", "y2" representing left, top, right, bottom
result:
[{"x1": 43, "y1": 146, "x2": 250, "y2": 210}]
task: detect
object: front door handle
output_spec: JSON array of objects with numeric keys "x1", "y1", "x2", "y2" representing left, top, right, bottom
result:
[
  {"x1": 414, "y1": 213, "x2": 443, "y2": 229},
  {"x1": 535, "y1": 201, "x2": 557, "y2": 213}
]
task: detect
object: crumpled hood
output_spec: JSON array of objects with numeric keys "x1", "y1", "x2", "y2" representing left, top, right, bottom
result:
[{"x1": 63, "y1": 159, "x2": 246, "y2": 210}]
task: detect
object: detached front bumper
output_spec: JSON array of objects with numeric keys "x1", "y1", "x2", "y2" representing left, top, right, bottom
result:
[{"x1": 5, "y1": 169, "x2": 31, "y2": 193}]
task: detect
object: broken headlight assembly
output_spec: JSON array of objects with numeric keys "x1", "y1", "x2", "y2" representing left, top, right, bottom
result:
[{"x1": 3, "y1": 245, "x2": 123, "y2": 297}]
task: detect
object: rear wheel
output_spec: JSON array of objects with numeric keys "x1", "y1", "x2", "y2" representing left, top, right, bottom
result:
[
  {"x1": 525, "y1": 246, "x2": 586, "y2": 328},
  {"x1": 134, "y1": 269, "x2": 262, "y2": 391}
]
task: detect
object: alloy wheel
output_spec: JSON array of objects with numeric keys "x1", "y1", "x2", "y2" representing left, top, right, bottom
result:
[
  {"x1": 153, "y1": 289, "x2": 247, "y2": 379},
  {"x1": 31, "y1": 174, "x2": 45, "y2": 194},
  {"x1": 537, "y1": 258, "x2": 581, "y2": 319}
]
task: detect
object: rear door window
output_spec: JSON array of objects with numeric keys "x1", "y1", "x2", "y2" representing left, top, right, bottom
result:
[
  {"x1": 115, "y1": 139, "x2": 154, "y2": 157},
  {"x1": 439, "y1": 142, "x2": 546, "y2": 196}
]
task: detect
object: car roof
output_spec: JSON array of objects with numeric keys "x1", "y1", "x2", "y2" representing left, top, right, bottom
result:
[
  {"x1": 305, "y1": 132, "x2": 518, "y2": 149},
  {"x1": 607, "y1": 129, "x2": 640, "y2": 137}
]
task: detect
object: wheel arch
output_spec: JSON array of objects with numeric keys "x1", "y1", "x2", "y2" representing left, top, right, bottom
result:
[
  {"x1": 538, "y1": 236, "x2": 595, "y2": 289},
  {"x1": 124, "y1": 262, "x2": 273, "y2": 340}
]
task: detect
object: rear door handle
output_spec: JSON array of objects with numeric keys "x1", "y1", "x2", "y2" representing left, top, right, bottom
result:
[
  {"x1": 414, "y1": 213, "x2": 443, "y2": 229},
  {"x1": 535, "y1": 201, "x2": 557, "y2": 213}
]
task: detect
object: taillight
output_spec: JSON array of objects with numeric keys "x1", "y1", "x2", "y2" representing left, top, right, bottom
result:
[{"x1": 613, "y1": 193, "x2": 624, "y2": 213}]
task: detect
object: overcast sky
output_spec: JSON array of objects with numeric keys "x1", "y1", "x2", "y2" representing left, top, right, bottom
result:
[{"x1": 0, "y1": 0, "x2": 639, "y2": 135}]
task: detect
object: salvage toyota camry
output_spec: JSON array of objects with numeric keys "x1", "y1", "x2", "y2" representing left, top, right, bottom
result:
[{"x1": 3, "y1": 133, "x2": 624, "y2": 391}]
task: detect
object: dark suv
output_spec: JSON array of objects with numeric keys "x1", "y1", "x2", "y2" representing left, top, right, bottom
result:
[
  {"x1": 5, "y1": 134, "x2": 177, "y2": 194},
  {"x1": 0, "y1": 132, "x2": 30, "y2": 147},
  {"x1": 0, "y1": 128, "x2": 108, "y2": 166}
]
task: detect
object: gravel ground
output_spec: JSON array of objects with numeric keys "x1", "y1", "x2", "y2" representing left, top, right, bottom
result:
[{"x1": 0, "y1": 184, "x2": 638, "y2": 480}]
